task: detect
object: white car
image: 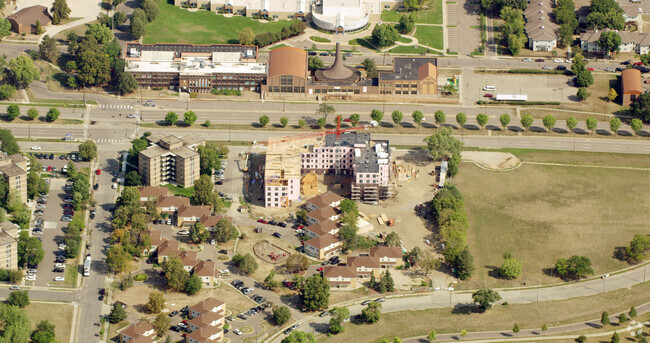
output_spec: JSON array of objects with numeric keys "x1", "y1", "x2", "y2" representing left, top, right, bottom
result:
[
  {"x1": 234, "y1": 329, "x2": 242, "y2": 335},
  {"x1": 53, "y1": 277, "x2": 64, "y2": 282},
  {"x1": 566, "y1": 58, "x2": 573, "y2": 63},
  {"x1": 112, "y1": 183, "x2": 118, "y2": 189},
  {"x1": 178, "y1": 230, "x2": 189, "y2": 235},
  {"x1": 55, "y1": 263, "x2": 65, "y2": 268},
  {"x1": 219, "y1": 269, "x2": 230, "y2": 275},
  {"x1": 553, "y1": 58, "x2": 564, "y2": 63},
  {"x1": 25, "y1": 276, "x2": 36, "y2": 281},
  {"x1": 126, "y1": 114, "x2": 139, "y2": 118},
  {"x1": 522, "y1": 58, "x2": 531, "y2": 62},
  {"x1": 31, "y1": 146, "x2": 42, "y2": 150}
]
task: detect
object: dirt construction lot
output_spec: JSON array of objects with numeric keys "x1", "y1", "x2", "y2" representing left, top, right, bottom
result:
[{"x1": 454, "y1": 160, "x2": 650, "y2": 289}]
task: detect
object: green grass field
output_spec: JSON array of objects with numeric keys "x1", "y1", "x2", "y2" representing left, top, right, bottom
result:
[
  {"x1": 144, "y1": 1, "x2": 296, "y2": 44},
  {"x1": 163, "y1": 184, "x2": 194, "y2": 197},
  {"x1": 414, "y1": 25, "x2": 444, "y2": 50},
  {"x1": 381, "y1": 0, "x2": 443, "y2": 24},
  {"x1": 454, "y1": 160, "x2": 650, "y2": 289},
  {"x1": 348, "y1": 38, "x2": 379, "y2": 52},
  {"x1": 25, "y1": 302, "x2": 74, "y2": 343},
  {"x1": 396, "y1": 35, "x2": 413, "y2": 43},
  {"x1": 388, "y1": 45, "x2": 440, "y2": 54},
  {"x1": 310, "y1": 36, "x2": 331, "y2": 42}
]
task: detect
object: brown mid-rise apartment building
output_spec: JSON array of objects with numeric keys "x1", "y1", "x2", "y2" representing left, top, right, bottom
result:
[
  {"x1": 0, "y1": 152, "x2": 28, "y2": 204},
  {"x1": 0, "y1": 221, "x2": 18, "y2": 270},
  {"x1": 138, "y1": 134, "x2": 205, "y2": 187}
]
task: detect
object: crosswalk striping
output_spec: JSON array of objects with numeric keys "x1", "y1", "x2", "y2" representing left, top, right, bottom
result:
[
  {"x1": 95, "y1": 138, "x2": 128, "y2": 143},
  {"x1": 99, "y1": 104, "x2": 133, "y2": 109}
]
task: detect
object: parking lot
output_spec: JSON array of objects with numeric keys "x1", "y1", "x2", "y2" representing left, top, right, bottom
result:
[
  {"x1": 464, "y1": 69, "x2": 573, "y2": 104},
  {"x1": 27, "y1": 152, "x2": 91, "y2": 287}
]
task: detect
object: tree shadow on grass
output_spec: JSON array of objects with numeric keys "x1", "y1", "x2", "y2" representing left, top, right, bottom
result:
[
  {"x1": 451, "y1": 303, "x2": 481, "y2": 315},
  {"x1": 486, "y1": 124, "x2": 501, "y2": 131},
  {"x1": 485, "y1": 265, "x2": 501, "y2": 279},
  {"x1": 596, "y1": 129, "x2": 612, "y2": 136}
]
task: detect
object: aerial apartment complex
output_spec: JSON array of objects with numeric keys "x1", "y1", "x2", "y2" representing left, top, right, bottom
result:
[
  {"x1": 264, "y1": 132, "x2": 392, "y2": 207},
  {"x1": 138, "y1": 134, "x2": 205, "y2": 187},
  {"x1": 0, "y1": 221, "x2": 19, "y2": 270},
  {"x1": 0, "y1": 152, "x2": 28, "y2": 203}
]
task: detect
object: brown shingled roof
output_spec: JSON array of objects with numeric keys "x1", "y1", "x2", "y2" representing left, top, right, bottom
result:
[
  {"x1": 370, "y1": 246, "x2": 403, "y2": 259},
  {"x1": 179, "y1": 250, "x2": 199, "y2": 267},
  {"x1": 137, "y1": 186, "x2": 168, "y2": 199},
  {"x1": 199, "y1": 214, "x2": 230, "y2": 228},
  {"x1": 156, "y1": 196, "x2": 190, "y2": 208},
  {"x1": 622, "y1": 68, "x2": 643, "y2": 95},
  {"x1": 146, "y1": 230, "x2": 163, "y2": 246},
  {"x1": 322, "y1": 265, "x2": 356, "y2": 279},
  {"x1": 305, "y1": 220, "x2": 338, "y2": 237},
  {"x1": 7, "y1": 5, "x2": 51, "y2": 26},
  {"x1": 120, "y1": 321, "x2": 154, "y2": 340},
  {"x1": 189, "y1": 297, "x2": 225, "y2": 316},
  {"x1": 186, "y1": 324, "x2": 223, "y2": 342},
  {"x1": 193, "y1": 260, "x2": 215, "y2": 277},
  {"x1": 305, "y1": 233, "x2": 340, "y2": 249},
  {"x1": 178, "y1": 205, "x2": 211, "y2": 218},
  {"x1": 307, "y1": 191, "x2": 344, "y2": 209},
  {"x1": 157, "y1": 239, "x2": 180, "y2": 257},
  {"x1": 347, "y1": 255, "x2": 380, "y2": 269},
  {"x1": 307, "y1": 207, "x2": 340, "y2": 222}
]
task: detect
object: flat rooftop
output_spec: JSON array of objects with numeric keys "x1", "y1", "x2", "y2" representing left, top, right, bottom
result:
[
  {"x1": 324, "y1": 132, "x2": 370, "y2": 147},
  {"x1": 126, "y1": 59, "x2": 267, "y2": 75}
]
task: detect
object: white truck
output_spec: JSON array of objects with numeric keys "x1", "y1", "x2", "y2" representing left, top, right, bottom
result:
[{"x1": 83, "y1": 255, "x2": 91, "y2": 277}]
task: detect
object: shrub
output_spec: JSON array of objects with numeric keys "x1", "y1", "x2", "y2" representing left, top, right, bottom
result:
[{"x1": 133, "y1": 274, "x2": 147, "y2": 282}]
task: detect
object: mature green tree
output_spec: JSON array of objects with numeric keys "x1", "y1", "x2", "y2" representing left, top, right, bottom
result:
[
  {"x1": 285, "y1": 253, "x2": 310, "y2": 273},
  {"x1": 423, "y1": 128, "x2": 463, "y2": 161},
  {"x1": 554, "y1": 255, "x2": 594, "y2": 278},
  {"x1": 124, "y1": 170, "x2": 142, "y2": 187},
  {"x1": 575, "y1": 70, "x2": 594, "y2": 88},
  {"x1": 191, "y1": 174, "x2": 217, "y2": 206},
  {"x1": 499, "y1": 113, "x2": 511, "y2": 132},
  {"x1": 520, "y1": 114, "x2": 533, "y2": 132},
  {"x1": 85, "y1": 23, "x2": 113, "y2": 44},
  {"x1": 280, "y1": 116, "x2": 289, "y2": 127},
  {"x1": 109, "y1": 303, "x2": 127, "y2": 323},
  {"x1": 630, "y1": 92, "x2": 650, "y2": 122},
  {"x1": 299, "y1": 275, "x2": 330, "y2": 311},
  {"x1": 370, "y1": 109, "x2": 384, "y2": 123},
  {"x1": 434, "y1": 110, "x2": 446, "y2": 127},
  {"x1": 542, "y1": 114, "x2": 556, "y2": 133},
  {"x1": 362, "y1": 302, "x2": 382, "y2": 323},
  {"x1": 577, "y1": 87, "x2": 590, "y2": 101},
  {"x1": 609, "y1": 117, "x2": 621, "y2": 135},
  {"x1": 328, "y1": 307, "x2": 349, "y2": 334},
  {"x1": 0, "y1": 84, "x2": 16, "y2": 100},
  {"x1": 397, "y1": 14, "x2": 415, "y2": 34},
  {"x1": 601, "y1": 311, "x2": 610, "y2": 326},
  {"x1": 239, "y1": 27, "x2": 255, "y2": 45},
  {"x1": 565, "y1": 116, "x2": 578, "y2": 133},
  {"x1": 184, "y1": 111, "x2": 197, "y2": 126},
  {"x1": 116, "y1": 72, "x2": 138, "y2": 95},
  {"x1": 46, "y1": 108, "x2": 60, "y2": 122},
  {"x1": 362, "y1": 58, "x2": 378, "y2": 78},
  {"x1": 129, "y1": 17, "x2": 146, "y2": 40},
  {"x1": 185, "y1": 274, "x2": 202, "y2": 295},
  {"x1": 625, "y1": 234, "x2": 650, "y2": 262},
  {"x1": 316, "y1": 103, "x2": 335, "y2": 119},
  {"x1": 164, "y1": 112, "x2": 178, "y2": 126},
  {"x1": 404, "y1": 0, "x2": 431, "y2": 10},
  {"x1": 476, "y1": 113, "x2": 488, "y2": 130},
  {"x1": 427, "y1": 330, "x2": 437, "y2": 342},
  {"x1": 281, "y1": 331, "x2": 316, "y2": 343},
  {"x1": 213, "y1": 219, "x2": 234, "y2": 243},
  {"x1": 106, "y1": 244, "x2": 131, "y2": 273},
  {"x1": 391, "y1": 110, "x2": 403, "y2": 127},
  {"x1": 140, "y1": 0, "x2": 160, "y2": 21},
  {"x1": 500, "y1": 7, "x2": 527, "y2": 56},
  {"x1": 630, "y1": 118, "x2": 643, "y2": 135},
  {"x1": 146, "y1": 291, "x2": 165, "y2": 313},
  {"x1": 26, "y1": 108, "x2": 39, "y2": 121},
  {"x1": 232, "y1": 253, "x2": 258, "y2": 275},
  {"x1": 371, "y1": 24, "x2": 400, "y2": 48},
  {"x1": 308, "y1": 56, "x2": 324, "y2": 71},
  {"x1": 384, "y1": 232, "x2": 400, "y2": 247},
  {"x1": 31, "y1": 320, "x2": 56, "y2": 343},
  {"x1": 51, "y1": 0, "x2": 71, "y2": 24},
  {"x1": 17, "y1": 232, "x2": 44, "y2": 267},
  {"x1": 499, "y1": 257, "x2": 523, "y2": 279},
  {"x1": 348, "y1": 113, "x2": 360, "y2": 126},
  {"x1": 39, "y1": 35, "x2": 59, "y2": 63},
  {"x1": 77, "y1": 47, "x2": 111, "y2": 86},
  {"x1": 259, "y1": 115, "x2": 270, "y2": 127},
  {"x1": 8, "y1": 56, "x2": 40, "y2": 89},
  {"x1": 162, "y1": 257, "x2": 190, "y2": 291},
  {"x1": 597, "y1": 31, "x2": 621, "y2": 56},
  {"x1": 316, "y1": 117, "x2": 326, "y2": 128},
  {"x1": 452, "y1": 247, "x2": 475, "y2": 280},
  {"x1": 6, "y1": 290, "x2": 29, "y2": 308},
  {"x1": 471, "y1": 289, "x2": 502, "y2": 311},
  {"x1": 264, "y1": 270, "x2": 280, "y2": 290},
  {"x1": 412, "y1": 110, "x2": 424, "y2": 128},
  {"x1": 456, "y1": 112, "x2": 467, "y2": 129},
  {"x1": 152, "y1": 313, "x2": 171, "y2": 337},
  {"x1": 189, "y1": 222, "x2": 210, "y2": 244},
  {"x1": 611, "y1": 332, "x2": 620, "y2": 343},
  {"x1": 586, "y1": 117, "x2": 598, "y2": 134},
  {"x1": 272, "y1": 306, "x2": 292, "y2": 325},
  {"x1": 114, "y1": 11, "x2": 127, "y2": 25},
  {"x1": 0, "y1": 19, "x2": 11, "y2": 39},
  {"x1": 6, "y1": 104, "x2": 20, "y2": 121}
]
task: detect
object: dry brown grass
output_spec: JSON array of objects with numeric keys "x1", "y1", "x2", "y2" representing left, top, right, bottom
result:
[
  {"x1": 321, "y1": 281, "x2": 650, "y2": 343},
  {"x1": 454, "y1": 162, "x2": 650, "y2": 289},
  {"x1": 24, "y1": 302, "x2": 74, "y2": 343},
  {"x1": 506, "y1": 149, "x2": 650, "y2": 168}
]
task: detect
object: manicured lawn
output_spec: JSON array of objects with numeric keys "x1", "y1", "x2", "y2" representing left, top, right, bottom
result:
[
  {"x1": 454, "y1": 161, "x2": 650, "y2": 289},
  {"x1": 380, "y1": 0, "x2": 443, "y2": 24},
  {"x1": 348, "y1": 38, "x2": 379, "y2": 52},
  {"x1": 24, "y1": 302, "x2": 74, "y2": 343},
  {"x1": 414, "y1": 25, "x2": 444, "y2": 50},
  {"x1": 269, "y1": 44, "x2": 288, "y2": 50},
  {"x1": 163, "y1": 184, "x2": 194, "y2": 197},
  {"x1": 322, "y1": 281, "x2": 650, "y2": 343},
  {"x1": 388, "y1": 45, "x2": 440, "y2": 54},
  {"x1": 310, "y1": 35, "x2": 331, "y2": 42},
  {"x1": 396, "y1": 35, "x2": 413, "y2": 43},
  {"x1": 144, "y1": 1, "x2": 297, "y2": 44}
]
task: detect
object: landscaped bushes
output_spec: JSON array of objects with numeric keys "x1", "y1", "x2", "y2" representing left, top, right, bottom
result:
[
  {"x1": 0, "y1": 269, "x2": 23, "y2": 284},
  {"x1": 254, "y1": 21, "x2": 306, "y2": 47},
  {"x1": 211, "y1": 89, "x2": 241, "y2": 96}
]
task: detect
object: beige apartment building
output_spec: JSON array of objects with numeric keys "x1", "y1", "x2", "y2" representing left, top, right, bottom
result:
[
  {"x1": 138, "y1": 134, "x2": 205, "y2": 188},
  {"x1": 0, "y1": 152, "x2": 28, "y2": 204},
  {"x1": 0, "y1": 221, "x2": 19, "y2": 270}
]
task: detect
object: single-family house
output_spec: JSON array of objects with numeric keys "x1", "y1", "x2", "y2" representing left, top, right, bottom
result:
[
  {"x1": 156, "y1": 239, "x2": 180, "y2": 263},
  {"x1": 347, "y1": 255, "x2": 380, "y2": 278},
  {"x1": 189, "y1": 297, "x2": 226, "y2": 319},
  {"x1": 323, "y1": 265, "x2": 357, "y2": 288},
  {"x1": 621, "y1": 68, "x2": 643, "y2": 106},
  {"x1": 304, "y1": 233, "x2": 341, "y2": 260},
  {"x1": 7, "y1": 5, "x2": 52, "y2": 34},
  {"x1": 157, "y1": 196, "x2": 190, "y2": 213},
  {"x1": 177, "y1": 205, "x2": 212, "y2": 227},
  {"x1": 137, "y1": 186, "x2": 168, "y2": 203},
  {"x1": 193, "y1": 260, "x2": 216, "y2": 286},
  {"x1": 119, "y1": 321, "x2": 156, "y2": 343},
  {"x1": 305, "y1": 191, "x2": 344, "y2": 211},
  {"x1": 370, "y1": 246, "x2": 403, "y2": 268},
  {"x1": 179, "y1": 250, "x2": 200, "y2": 272},
  {"x1": 304, "y1": 220, "x2": 339, "y2": 239},
  {"x1": 306, "y1": 206, "x2": 341, "y2": 225}
]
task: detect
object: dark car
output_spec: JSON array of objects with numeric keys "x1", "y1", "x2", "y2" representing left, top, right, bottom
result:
[
  {"x1": 615, "y1": 67, "x2": 624, "y2": 72},
  {"x1": 99, "y1": 288, "x2": 105, "y2": 294},
  {"x1": 308, "y1": 51, "x2": 317, "y2": 56},
  {"x1": 169, "y1": 311, "x2": 179, "y2": 317},
  {"x1": 273, "y1": 232, "x2": 282, "y2": 238},
  {"x1": 319, "y1": 52, "x2": 328, "y2": 56},
  {"x1": 170, "y1": 326, "x2": 180, "y2": 332},
  {"x1": 278, "y1": 222, "x2": 287, "y2": 228},
  {"x1": 98, "y1": 294, "x2": 104, "y2": 301},
  {"x1": 49, "y1": 154, "x2": 54, "y2": 159},
  {"x1": 268, "y1": 220, "x2": 278, "y2": 225},
  {"x1": 535, "y1": 58, "x2": 545, "y2": 62},
  {"x1": 621, "y1": 60, "x2": 631, "y2": 65},
  {"x1": 556, "y1": 65, "x2": 567, "y2": 70},
  {"x1": 53, "y1": 268, "x2": 64, "y2": 273},
  {"x1": 93, "y1": 183, "x2": 99, "y2": 190},
  {"x1": 89, "y1": 213, "x2": 95, "y2": 219}
]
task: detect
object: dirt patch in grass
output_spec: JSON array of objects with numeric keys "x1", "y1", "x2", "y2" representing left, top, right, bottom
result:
[
  {"x1": 322, "y1": 281, "x2": 650, "y2": 343},
  {"x1": 453, "y1": 162, "x2": 650, "y2": 289},
  {"x1": 24, "y1": 302, "x2": 74, "y2": 343}
]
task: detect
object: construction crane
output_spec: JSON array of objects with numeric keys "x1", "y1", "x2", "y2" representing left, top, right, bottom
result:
[{"x1": 261, "y1": 116, "x2": 368, "y2": 145}]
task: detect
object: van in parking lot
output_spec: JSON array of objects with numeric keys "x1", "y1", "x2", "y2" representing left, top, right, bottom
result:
[{"x1": 482, "y1": 86, "x2": 496, "y2": 91}]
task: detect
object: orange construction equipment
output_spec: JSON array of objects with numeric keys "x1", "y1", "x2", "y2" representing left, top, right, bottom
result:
[{"x1": 387, "y1": 219, "x2": 395, "y2": 227}]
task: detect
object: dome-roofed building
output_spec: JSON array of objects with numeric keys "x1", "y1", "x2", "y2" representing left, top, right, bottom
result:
[
  {"x1": 314, "y1": 43, "x2": 361, "y2": 83},
  {"x1": 264, "y1": 46, "x2": 308, "y2": 94}
]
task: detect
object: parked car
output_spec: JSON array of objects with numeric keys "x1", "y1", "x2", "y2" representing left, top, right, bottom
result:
[
  {"x1": 31, "y1": 146, "x2": 41, "y2": 150},
  {"x1": 257, "y1": 219, "x2": 268, "y2": 224},
  {"x1": 542, "y1": 65, "x2": 552, "y2": 70},
  {"x1": 54, "y1": 277, "x2": 64, "y2": 282},
  {"x1": 634, "y1": 62, "x2": 644, "y2": 66},
  {"x1": 273, "y1": 232, "x2": 282, "y2": 238},
  {"x1": 553, "y1": 58, "x2": 564, "y2": 63},
  {"x1": 375, "y1": 297, "x2": 385, "y2": 303},
  {"x1": 361, "y1": 300, "x2": 372, "y2": 305},
  {"x1": 483, "y1": 93, "x2": 493, "y2": 98},
  {"x1": 278, "y1": 222, "x2": 287, "y2": 228},
  {"x1": 242, "y1": 287, "x2": 254, "y2": 295},
  {"x1": 95, "y1": 169, "x2": 101, "y2": 175},
  {"x1": 268, "y1": 220, "x2": 278, "y2": 225},
  {"x1": 535, "y1": 58, "x2": 545, "y2": 62},
  {"x1": 522, "y1": 58, "x2": 531, "y2": 62},
  {"x1": 9, "y1": 286, "x2": 19, "y2": 290},
  {"x1": 556, "y1": 65, "x2": 567, "y2": 71},
  {"x1": 169, "y1": 311, "x2": 179, "y2": 317}
]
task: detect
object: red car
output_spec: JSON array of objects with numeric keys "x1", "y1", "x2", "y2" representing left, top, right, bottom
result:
[
  {"x1": 47, "y1": 166, "x2": 52, "y2": 171},
  {"x1": 484, "y1": 93, "x2": 493, "y2": 98},
  {"x1": 295, "y1": 225, "x2": 305, "y2": 230},
  {"x1": 634, "y1": 62, "x2": 644, "y2": 66},
  {"x1": 343, "y1": 118, "x2": 352, "y2": 122},
  {"x1": 317, "y1": 267, "x2": 324, "y2": 272},
  {"x1": 587, "y1": 67, "x2": 594, "y2": 71},
  {"x1": 257, "y1": 219, "x2": 268, "y2": 224},
  {"x1": 95, "y1": 169, "x2": 101, "y2": 175}
]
